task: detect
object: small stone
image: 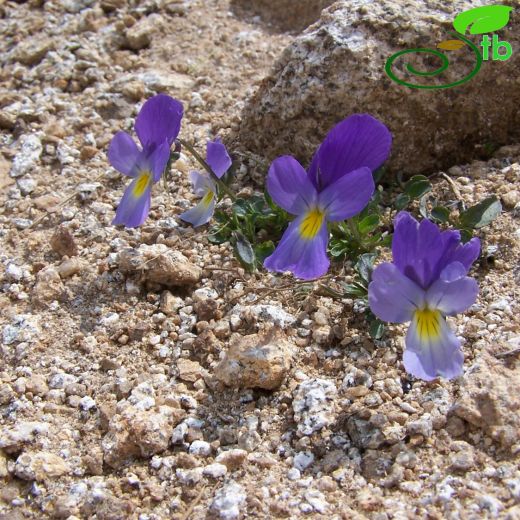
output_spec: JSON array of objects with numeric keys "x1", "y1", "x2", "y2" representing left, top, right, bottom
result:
[
  {"x1": 32, "y1": 266, "x2": 65, "y2": 305},
  {"x1": 203, "y1": 463, "x2": 227, "y2": 478},
  {"x1": 503, "y1": 190, "x2": 520, "y2": 209},
  {"x1": 215, "y1": 331, "x2": 292, "y2": 390},
  {"x1": 177, "y1": 358, "x2": 203, "y2": 383},
  {"x1": 25, "y1": 375, "x2": 48, "y2": 396},
  {"x1": 189, "y1": 440, "x2": 212, "y2": 457},
  {"x1": 293, "y1": 451, "x2": 314, "y2": 471},
  {"x1": 126, "y1": 18, "x2": 153, "y2": 50},
  {"x1": 17, "y1": 177, "x2": 37, "y2": 195},
  {"x1": 215, "y1": 449, "x2": 248, "y2": 471},
  {"x1": 304, "y1": 489, "x2": 329, "y2": 514},
  {"x1": 117, "y1": 245, "x2": 202, "y2": 287},
  {"x1": 14, "y1": 451, "x2": 70, "y2": 481},
  {"x1": 292, "y1": 378, "x2": 337, "y2": 436},
  {"x1": 50, "y1": 226, "x2": 78, "y2": 257},
  {"x1": 406, "y1": 415, "x2": 433, "y2": 438},
  {"x1": 58, "y1": 258, "x2": 83, "y2": 278},
  {"x1": 210, "y1": 482, "x2": 247, "y2": 520},
  {"x1": 13, "y1": 37, "x2": 53, "y2": 66},
  {"x1": 0, "y1": 421, "x2": 49, "y2": 452},
  {"x1": 10, "y1": 134, "x2": 43, "y2": 178}
]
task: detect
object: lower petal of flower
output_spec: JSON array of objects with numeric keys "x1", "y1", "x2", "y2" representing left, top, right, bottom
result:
[
  {"x1": 403, "y1": 308, "x2": 463, "y2": 381},
  {"x1": 264, "y1": 213, "x2": 329, "y2": 280},
  {"x1": 112, "y1": 176, "x2": 152, "y2": 228},
  {"x1": 180, "y1": 189, "x2": 216, "y2": 227}
]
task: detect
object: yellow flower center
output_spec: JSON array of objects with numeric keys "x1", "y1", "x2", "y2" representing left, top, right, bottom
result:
[
  {"x1": 202, "y1": 190, "x2": 214, "y2": 207},
  {"x1": 133, "y1": 171, "x2": 152, "y2": 198},
  {"x1": 415, "y1": 308, "x2": 442, "y2": 341},
  {"x1": 299, "y1": 207, "x2": 325, "y2": 240}
]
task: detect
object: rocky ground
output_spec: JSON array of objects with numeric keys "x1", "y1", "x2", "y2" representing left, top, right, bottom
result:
[{"x1": 1, "y1": 0, "x2": 520, "y2": 519}]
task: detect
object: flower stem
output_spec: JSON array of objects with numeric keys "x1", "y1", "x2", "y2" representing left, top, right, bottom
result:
[{"x1": 177, "y1": 138, "x2": 236, "y2": 201}]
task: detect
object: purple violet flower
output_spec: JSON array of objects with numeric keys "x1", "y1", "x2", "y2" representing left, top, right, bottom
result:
[
  {"x1": 180, "y1": 138, "x2": 232, "y2": 227},
  {"x1": 108, "y1": 94, "x2": 183, "y2": 228},
  {"x1": 264, "y1": 114, "x2": 392, "y2": 280},
  {"x1": 368, "y1": 211, "x2": 481, "y2": 381}
]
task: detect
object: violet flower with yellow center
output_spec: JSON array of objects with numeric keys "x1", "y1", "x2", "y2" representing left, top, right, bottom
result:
[
  {"x1": 108, "y1": 94, "x2": 183, "y2": 228},
  {"x1": 180, "y1": 138, "x2": 232, "y2": 227},
  {"x1": 264, "y1": 114, "x2": 392, "y2": 280},
  {"x1": 368, "y1": 211, "x2": 480, "y2": 381}
]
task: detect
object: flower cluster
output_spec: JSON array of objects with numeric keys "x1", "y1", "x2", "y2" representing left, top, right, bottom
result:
[
  {"x1": 107, "y1": 94, "x2": 484, "y2": 383},
  {"x1": 264, "y1": 114, "x2": 392, "y2": 280},
  {"x1": 368, "y1": 211, "x2": 480, "y2": 380}
]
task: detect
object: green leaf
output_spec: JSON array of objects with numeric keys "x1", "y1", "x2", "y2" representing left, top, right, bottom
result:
[
  {"x1": 341, "y1": 282, "x2": 368, "y2": 298},
  {"x1": 453, "y1": 5, "x2": 513, "y2": 35},
  {"x1": 459, "y1": 228, "x2": 474, "y2": 244},
  {"x1": 254, "y1": 241, "x2": 275, "y2": 263},
  {"x1": 369, "y1": 318, "x2": 385, "y2": 340},
  {"x1": 232, "y1": 199, "x2": 249, "y2": 218},
  {"x1": 358, "y1": 214, "x2": 380, "y2": 235},
  {"x1": 430, "y1": 206, "x2": 450, "y2": 223},
  {"x1": 395, "y1": 193, "x2": 410, "y2": 210},
  {"x1": 459, "y1": 196, "x2": 502, "y2": 229},
  {"x1": 405, "y1": 175, "x2": 432, "y2": 199},
  {"x1": 355, "y1": 252, "x2": 378, "y2": 284},
  {"x1": 232, "y1": 231, "x2": 256, "y2": 270},
  {"x1": 372, "y1": 166, "x2": 386, "y2": 184}
]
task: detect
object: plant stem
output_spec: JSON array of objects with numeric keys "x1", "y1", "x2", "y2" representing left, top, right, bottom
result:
[{"x1": 177, "y1": 138, "x2": 236, "y2": 201}]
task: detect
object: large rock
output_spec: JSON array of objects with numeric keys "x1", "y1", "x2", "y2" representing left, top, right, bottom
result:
[
  {"x1": 238, "y1": 0, "x2": 520, "y2": 176},
  {"x1": 230, "y1": 0, "x2": 334, "y2": 32}
]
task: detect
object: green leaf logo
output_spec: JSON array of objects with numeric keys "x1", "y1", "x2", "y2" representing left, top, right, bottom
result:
[{"x1": 453, "y1": 5, "x2": 513, "y2": 35}]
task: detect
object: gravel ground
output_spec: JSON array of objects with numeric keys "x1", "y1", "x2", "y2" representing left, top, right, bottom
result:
[{"x1": 1, "y1": 1, "x2": 520, "y2": 519}]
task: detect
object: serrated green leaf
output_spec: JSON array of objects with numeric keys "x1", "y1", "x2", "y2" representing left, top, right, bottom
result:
[
  {"x1": 431, "y1": 206, "x2": 450, "y2": 223},
  {"x1": 459, "y1": 196, "x2": 502, "y2": 229},
  {"x1": 453, "y1": 5, "x2": 513, "y2": 35},
  {"x1": 405, "y1": 175, "x2": 432, "y2": 199},
  {"x1": 395, "y1": 193, "x2": 410, "y2": 210},
  {"x1": 358, "y1": 214, "x2": 380, "y2": 235}
]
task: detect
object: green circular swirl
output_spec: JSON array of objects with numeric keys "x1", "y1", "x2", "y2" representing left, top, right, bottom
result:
[{"x1": 384, "y1": 33, "x2": 482, "y2": 89}]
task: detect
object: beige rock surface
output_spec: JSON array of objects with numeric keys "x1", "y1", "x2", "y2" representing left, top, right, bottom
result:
[{"x1": 238, "y1": 0, "x2": 520, "y2": 176}]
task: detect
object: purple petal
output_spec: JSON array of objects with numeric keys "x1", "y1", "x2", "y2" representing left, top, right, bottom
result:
[
  {"x1": 319, "y1": 167, "x2": 374, "y2": 221},
  {"x1": 392, "y1": 212, "x2": 444, "y2": 289},
  {"x1": 206, "y1": 139, "x2": 232, "y2": 179},
  {"x1": 426, "y1": 273, "x2": 479, "y2": 316},
  {"x1": 190, "y1": 170, "x2": 216, "y2": 197},
  {"x1": 135, "y1": 94, "x2": 183, "y2": 148},
  {"x1": 180, "y1": 191, "x2": 216, "y2": 227},
  {"x1": 112, "y1": 177, "x2": 152, "y2": 228},
  {"x1": 368, "y1": 263, "x2": 425, "y2": 323},
  {"x1": 264, "y1": 213, "x2": 329, "y2": 280},
  {"x1": 403, "y1": 310, "x2": 463, "y2": 381},
  {"x1": 108, "y1": 131, "x2": 140, "y2": 177},
  {"x1": 308, "y1": 114, "x2": 392, "y2": 190},
  {"x1": 443, "y1": 236, "x2": 481, "y2": 273},
  {"x1": 145, "y1": 140, "x2": 170, "y2": 183},
  {"x1": 266, "y1": 156, "x2": 318, "y2": 215}
]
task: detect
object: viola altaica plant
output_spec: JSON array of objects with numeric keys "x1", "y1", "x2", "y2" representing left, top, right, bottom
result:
[
  {"x1": 108, "y1": 94, "x2": 183, "y2": 227},
  {"x1": 368, "y1": 211, "x2": 480, "y2": 381},
  {"x1": 263, "y1": 114, "x2": 392, "y2": 280},
  {"x1": 180, "y1": 138, "x2": 232, "y2": 227}
]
